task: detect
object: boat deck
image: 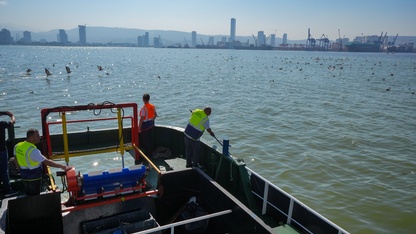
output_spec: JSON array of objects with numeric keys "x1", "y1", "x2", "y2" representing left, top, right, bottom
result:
[{"x1": 0, "y1": 103, "x2": 349, "y2": 233}]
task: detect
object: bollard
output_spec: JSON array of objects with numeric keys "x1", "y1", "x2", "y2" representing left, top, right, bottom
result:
[{"x1": 222, "y1": 138, "x2": 230, "y2": 157}]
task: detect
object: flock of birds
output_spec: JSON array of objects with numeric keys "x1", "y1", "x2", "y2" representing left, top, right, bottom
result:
[
  {"x1": 264, "y1": 56, "x2": 415, "y2": 95},
  {"x1": 23, "y1": 64, "x2": 164, "y2": 80},
  {"x1": 21, "y1": 57, "x2": 415, "y2": 95},
  {"x1": 25, "y1": 65, "x2": 110, "y2": 78}
]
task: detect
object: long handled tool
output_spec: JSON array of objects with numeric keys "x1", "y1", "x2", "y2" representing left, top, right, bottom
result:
[{"x1": 213, "y1": 135, "x2": 223, "y2": 146}]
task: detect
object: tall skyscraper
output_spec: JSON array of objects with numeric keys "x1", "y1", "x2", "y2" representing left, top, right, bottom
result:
[
  {"x1": 191, "y1": 31, "x2": 196, "y2": 47},
  {"x1": 137, "y1": 36, "x2": 143, "y2": 47},
  {"x1": 144, "y1": 32, "x2": 149, "y2": 47},
  {"x1": 283, "y1": 33, "x2": 288, "y2": 45},
  {"x1": 23, "y1": 31, "x2": 31, "y2": 43},
  {"x1": 58, "y1": 29, "x2": 68, "y2": 44},
  {"x1": 0, "y1": 28, "x2": 12, "y2": 44},
  {"x1": 78, "y1": 25, "x2": 86, "y2": 45},
  {"x1": 257, "y1": 31, "x2": 265, "y2": 46},
  {"x1": 230, "y1": 18, "x2": 236, "y2": 43},
  {"x1": 153, "y1": 37, "x2": 162, "y2": 48},
  {"x1": 270, "y1": 34, "x2": 276, "y2": 47}
]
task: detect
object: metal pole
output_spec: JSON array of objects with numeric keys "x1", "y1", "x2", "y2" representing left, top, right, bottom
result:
[
  {"x1": 117, "y1": 107, "x2": 125, "y2": 168},
  {"x1": 61, "y1": 112, "x2": 69, "y2": 164}
]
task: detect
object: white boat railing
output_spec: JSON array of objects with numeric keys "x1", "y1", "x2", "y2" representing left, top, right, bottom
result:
[
  {"x1": 132, "y1": 209, "x2": 232, "y2": 234},
  {"x1": 246, "y1": 167, "x2": 350, "y2": 234}
]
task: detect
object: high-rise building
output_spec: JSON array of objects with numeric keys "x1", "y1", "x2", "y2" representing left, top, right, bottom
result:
[
  {"x1": 58, "y1": 29, "x2": 68, "y2": 44},
  {"x1": 153, "y1": 37, "x2": 162, "y2": 48},
  {"x1": 0, "y1": 28, "x2": 13, "y2": 44},
  {"x1": 23, "y1": 31, "x2": 31, "y2": 43},
  {"x1": 191, "y1": 31, "x2": 196, "y2": 47},
  {"x1": 282, "y1": 33, "x2": 288, "y2": 45},
  {"x1": 230, "y1": 18, "x2": 236, "y2": 43},
  {"x1": 143, "y1": 32, "x2": 149, "y2": 47},
  {"x1": 137, "y1": 36, "x2": 143, "y2": 47},
  {"x1": 257, "y1": 31, "x2": 265, "y2": 46},
  {"x1": 78, "y1": 25, "x2": 86, "y2": 45},
  {"x1": 270, "y1": 34, "x2": 276, "y2": 47}
]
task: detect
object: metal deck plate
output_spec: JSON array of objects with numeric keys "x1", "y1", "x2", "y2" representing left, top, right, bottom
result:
[{"x1": 164, "y1": 157, "x2": 187, "y2": 171}]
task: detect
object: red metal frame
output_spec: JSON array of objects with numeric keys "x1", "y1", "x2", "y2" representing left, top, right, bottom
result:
[{"x1": 40, "y1": 102, "x2": 139, "y2": 161}]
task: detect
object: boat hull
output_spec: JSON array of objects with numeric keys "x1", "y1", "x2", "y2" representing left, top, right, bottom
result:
[
  {"x1": 2, "y1": 168, "x2": 274, "y2": 234},
  {"x1": 1, "y1": 103, "x2": 349, "y2": 234},
  {"x1": 345, "y1": 42, "x2": 382, "y2": 52}
]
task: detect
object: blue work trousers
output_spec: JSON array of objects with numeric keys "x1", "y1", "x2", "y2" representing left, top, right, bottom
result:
[{"x1": 184, "y1": 136, "x2": 201, "y2": 167}]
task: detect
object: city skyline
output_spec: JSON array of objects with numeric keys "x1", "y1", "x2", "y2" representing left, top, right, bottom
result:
[{"x1": 1, "y1": 0, "x2": 415, "y2": 40}]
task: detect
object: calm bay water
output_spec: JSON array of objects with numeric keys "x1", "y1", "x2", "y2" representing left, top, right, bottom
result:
[{"x1": 1, "y1": 45, "x2": 415, "y2": 233}]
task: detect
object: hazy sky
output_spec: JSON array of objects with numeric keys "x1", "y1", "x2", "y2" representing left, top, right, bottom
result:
[{"x1": 1, "y1": 0, "x2": 415, "y2": 40}]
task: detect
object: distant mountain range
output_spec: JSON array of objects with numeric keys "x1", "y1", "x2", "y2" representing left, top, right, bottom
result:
[{"x1": 2, "y1": 25, "x2": 416, "y2": 46}]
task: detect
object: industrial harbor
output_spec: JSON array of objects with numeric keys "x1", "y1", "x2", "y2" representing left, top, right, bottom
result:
[{"x1": 1, "y1": 18, "x2": 415, "y2": 53}]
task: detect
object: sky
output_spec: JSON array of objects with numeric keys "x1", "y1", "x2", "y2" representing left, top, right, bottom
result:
[{"x1": 1, "y1": 0, "x2": 415, "y2": 40}]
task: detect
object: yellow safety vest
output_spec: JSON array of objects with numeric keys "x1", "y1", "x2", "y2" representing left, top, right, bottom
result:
[
  {"x1": 184, "y1": 109, "x2": 208, "y2": 140},
  {"x1": 15, "y1": 141, "x2": 43, "y2": 180},
  {"x1": 15, "y1": 141, "x2": 40, "y2": 169}
]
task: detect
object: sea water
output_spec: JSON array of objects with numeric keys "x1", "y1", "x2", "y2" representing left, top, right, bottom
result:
[{"x1": 1, "y1": 45, "x2": 415, "y2": 233}]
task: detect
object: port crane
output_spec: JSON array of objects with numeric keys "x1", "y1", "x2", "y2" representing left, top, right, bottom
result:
[
  {"x1": 382, "y1": 32, "x2": 388, "y2": 45},
  {"x1": 252, "y1": 34, "x2": 257, "y2": 47},
  {"x1": 377, "y1": 31, "x2": 387, "y2": 44},
  {"x1": 183, "y1": 37, "x2": 189, "y2": 48},
  {"x1": 386, "y1": 33, "x2": 400, "y2": 53},
  {"x1": 306, "y1": 28, "x2": 316, "y2": 49},
  {"x1": 338, "y1": 29, "x2": 343, "y2": 51},
  {"x1": 388, "y1": 33, "x2": 399, "y2": 46},
  {"x1": 265, "y1": 35, "x2": 271, "y2": 45},
  {"x1": 317, "y1": 34, "x2": 330, "y2": 50}
]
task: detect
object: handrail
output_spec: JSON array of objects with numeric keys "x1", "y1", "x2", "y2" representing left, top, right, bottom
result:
[
  {"x1": 47, "y1": 116, "x2": 134, "y2": 161},
  {"x1": 46, "y1": 116, "x2": 133, "y2": 160},
  {"x1": 40, "y1": 102, "x2": 139, "y2": 163},
  {"x1": 246, "y1": 167, "x2": 349, "y2": 234},
  {"x1": 132, "y1": 209, "x2": 232, "y2": 234},
  {"x1": 58, "y1": 108, "x2": 128, "y2": 164},
  {"x1": 133, "y1": 145, "x2": 161, "y2": 175},
  {"x1": 46, "y1": 116, "x2": 128, "y2": 125}
]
